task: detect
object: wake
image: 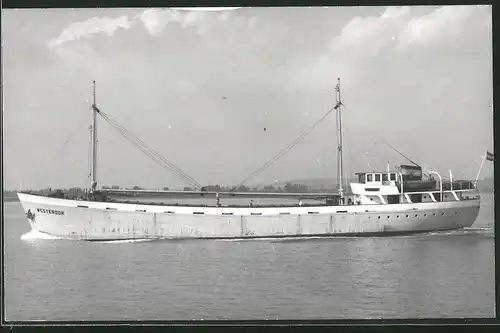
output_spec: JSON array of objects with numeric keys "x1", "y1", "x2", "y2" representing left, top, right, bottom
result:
[
  {"x1": 20, "y1": 231, "x2": 153, "y2": 243},
  {"x1": 424, "y1": 227, "x2": 494, "y2": 237},
  {"x1": 20, "y1": 227, "x2": 493, "y2": 243},
  {"x1": 96, "y1": 239, "x2": 154, "y2": 244},
  {"x1": 20, "y1": 230, "x2": 62, "y2": 241}
]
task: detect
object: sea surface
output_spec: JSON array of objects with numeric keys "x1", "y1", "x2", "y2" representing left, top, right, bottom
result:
[{"x1": 4, "y1": 193, "x2": 495, "y2": 321}]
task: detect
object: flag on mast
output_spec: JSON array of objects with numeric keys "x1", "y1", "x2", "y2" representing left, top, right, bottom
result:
[{"x1": 486, "y1": 151, "x2": 494, "y2": 162}]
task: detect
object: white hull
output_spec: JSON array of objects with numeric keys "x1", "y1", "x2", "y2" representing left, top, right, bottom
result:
[{"x1": 17, "y1": 192, "x2": 481, "y2": 241}]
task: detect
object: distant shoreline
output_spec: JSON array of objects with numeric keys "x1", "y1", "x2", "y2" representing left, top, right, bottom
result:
[{"x1": 3, "y1": 186, "x2": 494, "y2": 202}]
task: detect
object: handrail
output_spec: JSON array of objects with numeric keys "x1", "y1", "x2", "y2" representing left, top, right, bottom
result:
[
  {"x1": 449, "y1": 170, "x2": 453, "y2": 191},
  {"x1": 402, "y1": 188, "x2": 478, "y2": 196},
  {"x1": 398, "y1": 171, "x2": 404, "y2": 203},
  {"x1": 378, "y1": 194, "x2": 387, "y2": 204},
  {"x1": 429, "y1": 171, "x2": 442, "y2": 201}
]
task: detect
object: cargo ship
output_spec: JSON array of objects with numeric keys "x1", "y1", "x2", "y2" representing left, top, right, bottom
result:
[{"x1": 17, "y1": 79, "x2": 483, "y2": 240}]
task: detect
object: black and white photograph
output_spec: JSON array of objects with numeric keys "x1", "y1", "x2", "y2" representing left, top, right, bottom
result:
[{"x1": 3, "y1": 5, "x2": 494, "y2": 321}]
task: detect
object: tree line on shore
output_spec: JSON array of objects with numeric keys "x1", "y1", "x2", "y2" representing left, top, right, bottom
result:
[
  {"x1": 4, "y1": 177, "x2": 494, "y2": 200},
  {"x1": 5, "y1": 182, "x2": 335, "y2": 198}
]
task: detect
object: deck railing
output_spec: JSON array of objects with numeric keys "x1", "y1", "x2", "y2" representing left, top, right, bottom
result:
[
  {"x1": 399, "y1": 188, "x2": 479, "y2": 204},
  {"x1": 394, "y1": 170, "x2": 479, "y2": 204}
]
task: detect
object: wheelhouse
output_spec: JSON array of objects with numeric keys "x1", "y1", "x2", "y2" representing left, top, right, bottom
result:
[{"x1": 355, "y1": 172, "x2": 399, "y2": 185}]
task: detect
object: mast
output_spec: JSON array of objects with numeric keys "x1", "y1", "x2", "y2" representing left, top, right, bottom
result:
[
  {"x1": 335, "y1": 78, "x2": 344, "y2": 204},
  {"x1": 90, "y1": 80, "x2": 98, "y2": 193}
]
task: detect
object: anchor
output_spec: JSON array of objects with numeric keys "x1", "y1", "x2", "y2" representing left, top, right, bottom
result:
[{"x1": 26, "y1": 209, "x2": 36, "y2": 223}]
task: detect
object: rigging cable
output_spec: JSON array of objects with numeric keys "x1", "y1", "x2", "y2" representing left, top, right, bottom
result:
[
  {"x1": 98, "y1": 111, "x2": 201, "y2": 190},
  {"x1": 379, "y1": 139, "x2": 430, "y2": 179},
  {"x1": 95, "y1": 107, "x2": 202, "y2": 190},
  {"x1": 380, "y1": 139, "x2": 420, "y2": 168},
  {"x1": 230, "y1": 105, "x2": 337, "y2": 191},
  {"x1": 342, "y1": 105, "x2": 351, "y2": 191},
  {"x1": 100, "y1": 114, "x2": 201, "y2": 189}
]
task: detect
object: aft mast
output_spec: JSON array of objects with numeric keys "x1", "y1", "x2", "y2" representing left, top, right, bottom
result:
[
  {"x1": 335, "y1": 78, "x2": 345, "y2": 204},
  {"x1": 90, "y1": 80, "x2": 98, "y2": 193}
]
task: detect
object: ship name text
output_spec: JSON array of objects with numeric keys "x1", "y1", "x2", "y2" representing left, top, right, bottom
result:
[{"x1": 36, "y1": 208, "x2": 65, "y2": 215}]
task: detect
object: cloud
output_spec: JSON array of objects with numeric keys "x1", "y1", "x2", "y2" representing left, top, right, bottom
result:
[
  {"x1": 330, "y1": 6, "x2": 410, "y2": 57},
  {"x1": 136, "y1": 8, "x2": 177, "y2": 36},
  {"x1": 48, "y1": 15, "x2": 132, "y2": 49},
  {"x1": 396, "y1": 5, "x2": 479, "y2": 51},
  {"x1": 330, "y1": 5, "x2": 487, "y2": 57},
  {"x1": 48, "y1": 8, "x2": 239, "y2": 50},
  {"x1": 135, "y1": 8, "x2": 227, "y2": 36}
]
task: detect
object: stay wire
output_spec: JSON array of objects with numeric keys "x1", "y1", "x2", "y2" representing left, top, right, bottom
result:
[
  {"x1": 96, "y1": 110, "x2": 202, "y2": 189},
  {"x1": 99, "y1": 112, "x2": 201, "y2": 189},
  {"x1": 102, "y1": 117, "x2": 201, "y2": 190},
  {"x1": 231, "y1": 105, "x2": 337, "y2": 191}
]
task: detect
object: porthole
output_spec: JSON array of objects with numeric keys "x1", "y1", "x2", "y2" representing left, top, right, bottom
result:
[
  {"x1": 406, "y1": 215, "x2": 409, "y2": 218},
  {"x1": 424, "y1": 214, "x2": 427, "y2": 217},
  {"x1": 396, "y1": 215, "x2": 400, "y2": 218},
  {"x1": 378, "y1": 216, "x2": 381, "y2": 219},
  {"x1": 433, "y1": 213, "x2": 436, "y2": 216},
  {"x1": 442, "y1": 213, "x2": 445, "y2": 216},
  {"x1": 414, "y1": 214, "x2": 418, "y2": 217},
  {"x1": 387, "y1": 216, "x2": 390, "y2": 219}
]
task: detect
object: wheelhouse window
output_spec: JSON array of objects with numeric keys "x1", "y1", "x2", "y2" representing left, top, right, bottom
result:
[
  {"x1": 367, "y1": 174, "x2": 373, "y2": 182},
  {"x1": 358, "y1": 174, "x2": 365, "y2": 183},
  {"x1": 375, "y1": 174, "x2": 381, "y2": 182},
  {"x1": 390, "y1": 173, "x2": 396, "y2": 181},
  {"x1": 382, "y1": 174, "x2": 388, "y2": 181}
]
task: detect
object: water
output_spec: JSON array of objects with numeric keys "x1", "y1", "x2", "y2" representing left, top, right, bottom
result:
[{"x1": 4, "y1": 193, "x2": 495, "y2": 320}]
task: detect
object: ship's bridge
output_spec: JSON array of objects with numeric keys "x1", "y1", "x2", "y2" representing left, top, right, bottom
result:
[
  {"x1": 355, "y1": 171, "x2": 399, "y2": 186},
  {"x1": 348, "y1": 165, "x2": 424, "y2": 205},
  {"x1": 350, "y1": 171, "x2": 401, "y2": 204}
]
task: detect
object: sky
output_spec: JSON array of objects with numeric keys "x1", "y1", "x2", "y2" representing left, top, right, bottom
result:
[{"x1": 2, "y1": 5, "x2": 493, "y2": 191}]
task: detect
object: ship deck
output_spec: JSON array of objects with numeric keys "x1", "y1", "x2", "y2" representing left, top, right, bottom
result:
[{"x1": 108, "y1": 200, "x2": 336, "y2": 208}]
